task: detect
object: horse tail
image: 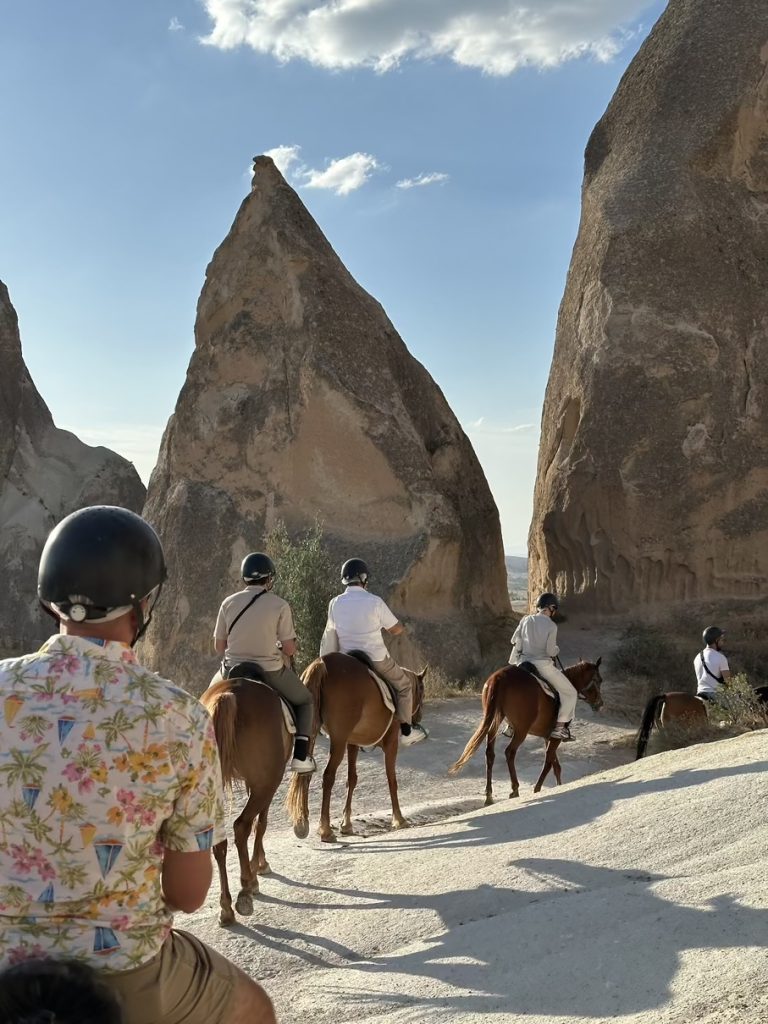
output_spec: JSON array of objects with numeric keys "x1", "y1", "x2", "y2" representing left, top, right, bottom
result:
[
  {"x1": 635, "y1": 694, "x2": 666, "y2": 760},
  {"x1": 201, "y1": 686, "x2": 239, "y2": 791},
  {"x1": 449, "y1": 672, "x2": 503, "y2": 775},
  {"x1": 285, "y1": 658, "x2": 326, "y2": 830}
]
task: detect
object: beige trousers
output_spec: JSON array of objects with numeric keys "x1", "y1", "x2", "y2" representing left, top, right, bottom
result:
[
  {"x1": 370, "y1": 654, "x2": 413, "y2": 724},
  {"x1": 530, "y1": 659, "x2": 578, "y2": 722}
]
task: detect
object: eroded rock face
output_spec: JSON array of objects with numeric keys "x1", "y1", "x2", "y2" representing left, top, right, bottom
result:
[
  {"x1": 0, "y1": 282, "x2": 146, "y2": 655},
  {"x1": 142, "y1": 157, "x2": 511, "y2": 688},
  {"x1": 529, "y1": 1, "x2": 768, "y2": 613}
]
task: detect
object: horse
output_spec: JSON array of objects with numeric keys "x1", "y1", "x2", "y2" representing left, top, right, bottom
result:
[
  {"x1": 285, "y1": 651, "x2": 426, "y2": 843},
  {"x1": 635, "y1": 685, "x2": 768, "y2": 759},
  {"x1": 200, "y1": 676, "x2": 292, "y2": 925},
  {"x1": 449, "y1": 659, "x2": 604, "y2": 803}
]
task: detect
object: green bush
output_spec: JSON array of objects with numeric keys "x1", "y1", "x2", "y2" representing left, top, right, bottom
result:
[
  {"x1": 707, "y1": 673, "x2": 768, "y2": 730},
  {"x1": 266, "y1": 519, "x2": 337, "y2": 672}
]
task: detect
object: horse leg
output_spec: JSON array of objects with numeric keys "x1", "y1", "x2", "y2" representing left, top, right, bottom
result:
[
  {"x1": 534, "y1": 738, "x2": 561, "y2": 794},
  {"x1": 552, "y1": 750, "x2": 563, "y2": 786},
  {"x1": 484, "y1": 732, "x2": 496, "y2": 806},
  {"x1": 383, "y1": 725, "x2": 408, "y2": 830},
  {"x1": 319, "y1": 737, "x2": 346, "y2": 843},
  {"x1": 233, "y1": 794, "x2": 260, "y2": 916},
  {"x1": 340, "y1": 745, "x2": 359, "y2": 836},
  {"x1": 249, "y1": 807, "x2": 271, "y2": 875},
  {"x1": 505, "y1": 736, "x2": 524, "y2": 799},
  {"x1": 213, "y1": 838, "x2": 235, "y2": 927}
]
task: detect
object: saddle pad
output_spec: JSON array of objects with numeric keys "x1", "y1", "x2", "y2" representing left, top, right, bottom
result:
[
  {"x1": 366, "y1": 669, "x2": 397, "y2": 714},
  {"x1": 518, "y1": 661, "x2": 559, "y2": 702},
  {"x1": 233, "y1": 678, "x2": 297, "y2": 735}
]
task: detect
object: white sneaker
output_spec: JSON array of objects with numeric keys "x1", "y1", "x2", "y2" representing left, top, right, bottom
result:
[
  {"x1": 290, "y1": 755, "x2": 317, "y2": 774},
  {"x1": 400, "y1": 724, "x2": 428, "y2": 746},
  {"x1": 500, "y1": 722, "x2": 513, "y2": 738}
]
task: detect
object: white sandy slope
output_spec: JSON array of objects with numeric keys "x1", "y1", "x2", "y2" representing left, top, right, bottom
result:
[{"x1": 184, "y1": 698, "x2": 768, "y2": 1024}]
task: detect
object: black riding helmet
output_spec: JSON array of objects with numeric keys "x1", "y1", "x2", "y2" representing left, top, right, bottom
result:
[
  {"x1": 702, "y1": 626, "x2": 725, "y2": 646},
  {"x1": 341, "y1": 558, "x2": 369, "y2": 585},
  {"x1": 536, "y1": 592, "x2": 559, "y2": 611},
  {"x1": 38, "y1": 506, "x2": 166, "y2": 643},
  {"x1": 241, "y1": 552, "x2": 276, "y2": 584}
]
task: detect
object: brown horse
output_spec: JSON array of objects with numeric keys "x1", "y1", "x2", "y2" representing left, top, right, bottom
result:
[
  {"x1": 286, "y1": 652, "x2": 426, "y2": 843},
  {"x1": 201, "y1": 678, "x2": 292, "y2": 925},
  {"x1": 635, "y1": 692, "x2": 708, "y2": 758},
  {"x1": 449, "y1": 659, "x2": 604, "y2": 803}
]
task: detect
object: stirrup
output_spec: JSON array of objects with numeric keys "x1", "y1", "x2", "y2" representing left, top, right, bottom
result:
[{"x1": 549, "y1": 724, "x2": 572, "y2": 741}]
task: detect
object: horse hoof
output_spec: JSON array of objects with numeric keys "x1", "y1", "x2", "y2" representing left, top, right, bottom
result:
[
  {"x1": 340, "y1": 824, "x2": 354, "y2": 836},
  {"x1": 320, "y1": 831, "x2": 337, "y2": 844},
  {"x1": 533, "y1": 785, "x2": 542, "y2": 794},
  {"x1": 256, "y1": 862, "x2": 272, "y2": 876},
  {"x1": 509, "y1": 791, "x2": 519, "y2": 799},
  {"x1": 219, "y1": 912, "x2": 235, "y2": 928},
  {"x1": 235, "y1": 893, "x2": 254, "y2": 917},
  {"x1": 293, "y1": 820, "x2": 309, "y2": 840},
  {"x1": 391, "y1": 818, "x2": 410, "y2": 831},
  {"x1": 484, "y1": 796, "x2": 494, "y2": 807}
]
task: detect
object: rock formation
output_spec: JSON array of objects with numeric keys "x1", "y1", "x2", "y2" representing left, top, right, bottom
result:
[
  {"x1": 142, "y1": 157, "x2": 511, "y2": 688},
  {"x1": 529, "y1": 0, "x2": 768, "y2": 614},
  {"x1": 0, "y1": 281, "x2": 146, "y2": 656}
]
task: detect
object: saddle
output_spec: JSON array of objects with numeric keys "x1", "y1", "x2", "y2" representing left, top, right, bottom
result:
[
  {"x1": 223, "y1": 662, "x2": 296, "y2": 735},
  {"x1": 346, "y1": 651, "x2": 398, "y2": 714},
  {"x1": 518, "y1": 661, "x2": 560, "y2": 707}
]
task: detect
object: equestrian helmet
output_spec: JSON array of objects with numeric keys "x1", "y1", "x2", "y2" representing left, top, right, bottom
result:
[
  {"x1": 702, "y1": 625, "x2": 725, "y2": 646},
  {"x1": 536, "y1": 592, "x2": 559, "y2": 611},
  {"x1": 241, "y1": 552, "x2": 276, "y2": 584},
  {"x1": 341, "y1": 558, "x2": 369, "y2": 585},
  {"x1": 38, "y1": 506, "x2": 166, "y2": 630}
]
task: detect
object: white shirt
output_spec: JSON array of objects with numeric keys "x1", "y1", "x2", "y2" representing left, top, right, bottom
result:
[
  {"x1": 694, "y1": 648, "x2": 729, "y2": 693},
  {"x1": 326, "y1": 586, "x2": 399, "y2": 660},
  {"x1": 509, "y1": 611, "x2": 560, "y2": 664}
]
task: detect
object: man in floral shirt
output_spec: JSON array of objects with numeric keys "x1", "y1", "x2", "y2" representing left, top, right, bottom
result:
[{"x1": 0, "y1": 506, "x2": 276, "y2": 1024}]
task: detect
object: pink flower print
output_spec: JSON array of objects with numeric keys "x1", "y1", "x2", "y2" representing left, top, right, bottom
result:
[
  {"x1": 60, "y1": 692, "x2": 79, "y2": 705},
  {"x1": 110, "y1": 915, "x2": 131, "y2": 931},
  {"x1": 29, "y1": 849, "x2": 55, "y2": 881},
  {"x1": 10, "y1": 844, "x2": 34, "y2": 874},
  {"x1": 78, "y1": 776, "x2": 95, "y2": 794},
  {"x1": 8, "y1": 944, "x2": 46, "y2": 965},
  {"x1": 117, "y1": 789, "x2": 136, "y2": 807},
  {"x1": 51, "y1": 655, "x2": 81, "y2": 675},
  {"x1": 139, "y1": 808, "x2": 156, "y2": 827},
  {"x1": 62, "y1": 763, "x2": 84, "y2": 783}
]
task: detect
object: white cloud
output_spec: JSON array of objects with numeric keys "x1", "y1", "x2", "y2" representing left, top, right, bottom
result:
[
  {"x1": 302, "y1": 152, "x2": 379, "y2": 195},
  {"x1": 264, "y1": 144, "x2": 302, "y2": 175},
  {"x1": 466, "y1": 419, "x2": 535, "y2": 436},
  {"x1": 168, "y1": 16, "x2": 184, "y2": 32},
  {"x1": 200, "y1": 1, "x2": 658, "y2": 76},
  {"x1": 396, "y1": 172, "x2": 449, "y2": 190}
]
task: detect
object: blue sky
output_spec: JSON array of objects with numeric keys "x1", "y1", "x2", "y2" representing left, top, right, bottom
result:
[{"x1": 0, "y1": 0, "x2": 667, "y2": 554}]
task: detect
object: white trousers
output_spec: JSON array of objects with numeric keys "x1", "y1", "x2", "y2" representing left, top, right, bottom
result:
[{"x1": 530, "y1": 660, "x2": 578, "y2": 722}]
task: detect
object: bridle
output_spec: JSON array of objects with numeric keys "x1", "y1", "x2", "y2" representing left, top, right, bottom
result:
[{"x1": 576, "y1": 664, "x2": 603, "y2": 706}]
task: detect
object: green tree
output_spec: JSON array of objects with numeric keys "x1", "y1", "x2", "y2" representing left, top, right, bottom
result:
[{"x1": 267, "y1": 519, "x2": 337, "y2": 672}]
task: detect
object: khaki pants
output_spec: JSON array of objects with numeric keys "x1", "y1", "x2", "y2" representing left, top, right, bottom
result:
[
  {"x1": 210, "y1": 665, "x2": 314, "y2": 736},
  {"x1": 530, "y1": 659, "x2": 578, "y2": 722},
  {"x1": 371, "y1": 654, "x2": 413, "y2": 724},
  {"x1": 104, "y1": 929, "x2": 238, "y2": 1024}
]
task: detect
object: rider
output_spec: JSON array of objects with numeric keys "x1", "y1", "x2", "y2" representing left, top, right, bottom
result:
[
  {"x1": 323, "y1": 558, "x2": 428, "y2": 746},
  {"x1": 694, "y1": 626, "x2": 731, "y2": 701},
  {"x1": 212, "y1": 552, "x2": 316, "y2": 774},
  {"x1": 509, "y1": 592, "x2": 577, "y2": 741},
  {"x1": 0, "y1": 506, "x2": 276, "y2": 1024}
]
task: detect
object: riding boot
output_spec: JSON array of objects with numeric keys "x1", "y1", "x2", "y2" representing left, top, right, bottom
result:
[{"x1": 290, "y1": 735, "x2": 316, "y2": 774}]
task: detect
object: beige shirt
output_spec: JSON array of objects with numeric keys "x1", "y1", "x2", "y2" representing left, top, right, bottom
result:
[
  {"x1": 509, "y1": 611, "x2": 560, "y2": 663},
  {"x1": 214, "y1": 586, "x2": 296, "y2": 672}
]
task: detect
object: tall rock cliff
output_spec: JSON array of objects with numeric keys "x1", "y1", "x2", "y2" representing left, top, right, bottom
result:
[
  {"x1": 0, "y1": 281, "x2": 146, "y2": 656},
  {"x1": 142, "y1": 157, "x2": 511, "y2": 688},
  {"x1": 529, "y1": 0, "x2": 768, "y2": 613}
]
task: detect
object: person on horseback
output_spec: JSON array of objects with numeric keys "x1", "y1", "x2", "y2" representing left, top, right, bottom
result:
[
  {"x1": 212, "y1": 552, "x2": 316, "y2": 774},
  {"x1": 509, "y1": 592, "x2": 577, "y2": 741},
  {"x1": 694, "y1": 626, "x2": 731, "y2": 701},
  {"x1": 0, "y1": 506, "x2": 276, "y2": 1024},
  {"x1": 323, "y1": 558, "x2": 428, "y2": 746}
]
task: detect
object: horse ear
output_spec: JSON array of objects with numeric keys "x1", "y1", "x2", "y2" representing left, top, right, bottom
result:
[
  {"x1": 596, "y1": 656, "x2": 602, "y2": 667},
  {"x1": 417, "y1": 666, "x2": 428, "y2": 681}
]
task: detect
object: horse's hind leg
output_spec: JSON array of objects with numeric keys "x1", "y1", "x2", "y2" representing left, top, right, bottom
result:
[
  {"x1": 250, "y1": 806, "x2": 271, "y2": 875},
  {"x1": 213, "y1": 838, "x2": 235, "y2": 927},
  {"x1": 233, "y1": 792, "x2": 260, "y2": 916},
  {"x1": 533, "y1": 738, "x2": 561, "y2": 794},
  {"x1": 340, "y1": 745, "x2": 359, "y2": 836},
  {"x1": 319, "y1": 737, "x2": 346, "y2": 843},
  {"x1": 505, "y1": 736, "x2": 524, "y2": 799},
  {"x1": 484, "y1": 733, "x2": 496, "y2": 806},
  {"x1": 383, "y1": 725, "x2": 408, "y2": 830},
  {"x1": 552, "y1": 751, "x2": 563, "y2": 786}
]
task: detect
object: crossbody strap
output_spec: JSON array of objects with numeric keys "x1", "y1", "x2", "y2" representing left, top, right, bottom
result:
[
  {"x1": 227, "y1": 589, "x2": 266, "y2": 637},
  {"x1": 700, "y1": 650, "x2": 722, "y2": 682}
]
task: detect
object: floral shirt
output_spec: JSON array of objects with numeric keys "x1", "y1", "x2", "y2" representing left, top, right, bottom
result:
[{"x1": 0, "y1": 635, "x2": 226, "y2": 971}]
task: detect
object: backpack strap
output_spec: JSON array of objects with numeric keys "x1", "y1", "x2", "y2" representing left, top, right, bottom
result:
[{"x1": 227, "y1": 589, "x2": 267, "y2": 637}]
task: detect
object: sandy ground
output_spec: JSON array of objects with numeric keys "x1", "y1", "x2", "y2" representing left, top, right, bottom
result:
[{"x1": 181, "y1": 629, "x2": 768, "y2": 1022}]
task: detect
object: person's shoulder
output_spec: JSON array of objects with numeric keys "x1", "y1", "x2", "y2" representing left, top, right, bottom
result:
[
  {"x1": 126, "y1": 663, "x2": 211, "y2": 724},
  {"x1": 0, "y1": 650, "x2": 42, "y2": 687},
  {"x1": 268, "y1": 591, "x2": 291, "y2": 611}
]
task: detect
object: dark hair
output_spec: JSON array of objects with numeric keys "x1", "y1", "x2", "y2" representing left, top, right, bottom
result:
[{"x1": 0, "y1": 958, "x2": 122, "y2": 1024}]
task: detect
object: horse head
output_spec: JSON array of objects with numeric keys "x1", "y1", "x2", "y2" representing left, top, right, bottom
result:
[{"x1": 573, "y1": 656, "x2": 604, "y2": 713}]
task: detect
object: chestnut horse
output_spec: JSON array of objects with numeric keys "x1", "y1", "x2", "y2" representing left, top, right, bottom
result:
[
  {"x1": 449, "y1": 659, "x2": 604, "y2": 803},
  {"x1": 201, "y1": 677, "x2": 291, "y2": 925},
  {"x1": 286, "y1": 652, "x2": 426, "y2": 843}
]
